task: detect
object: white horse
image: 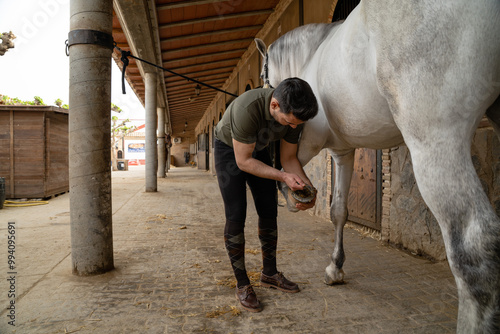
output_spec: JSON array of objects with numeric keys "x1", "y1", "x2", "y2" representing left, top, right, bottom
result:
[{"x1": 256, "y1": 1, "x2": 500, "y2": 332}]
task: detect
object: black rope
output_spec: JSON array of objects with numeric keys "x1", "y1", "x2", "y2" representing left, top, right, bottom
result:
[
  {"x1": 120, "y1": 49, "x2": 131, "y2": 94},
  {"x1": 115, "y1": 45, "x2": 238, "y2": 98}
]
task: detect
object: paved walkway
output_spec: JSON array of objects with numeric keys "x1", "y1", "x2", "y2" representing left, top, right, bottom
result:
[{"x1": 0, "y1": 166, "x2": 458, "y2": 333}]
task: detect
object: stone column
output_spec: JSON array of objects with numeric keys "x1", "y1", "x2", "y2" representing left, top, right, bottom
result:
[
  {"x1": 145, "y1": 72, "x2": 158, "y2": 192},
  {"x1": 167, "y1": 136, "x2": 171, "y2": 172},
  {"x1": 157, "y1": 107, "x2": 166, "y2": 178},
  {"x1": 69, "y1": 0, "x2": 114, "y2": 275}
]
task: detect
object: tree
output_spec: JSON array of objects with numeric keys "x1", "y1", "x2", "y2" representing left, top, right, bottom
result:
[
  {"x1": 0, "y1": 31, "x2": 15, "y2": 56},
  {"x1": 0, "y1": 94, "x2": 47, "y2": 106},
  {"x1": 111, "y1": 114, "x2": 136, "y2": 171}
]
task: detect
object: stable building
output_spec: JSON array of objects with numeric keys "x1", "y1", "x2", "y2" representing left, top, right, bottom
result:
[{"x1": 67, "y1": 0, "x2": 499, "y2": 275}]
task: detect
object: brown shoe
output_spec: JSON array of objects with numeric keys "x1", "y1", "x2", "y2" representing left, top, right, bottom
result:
[
  {"x1": 260, "y1": 272, "x2": 300, "y2": 293},
  {"x1": 235, "y1": 285, "x2": 262, "y2": 312}
]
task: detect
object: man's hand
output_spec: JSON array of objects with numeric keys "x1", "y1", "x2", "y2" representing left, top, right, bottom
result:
[{"x1": 282, "y1": 172, "x2": 306, "y2": 191}]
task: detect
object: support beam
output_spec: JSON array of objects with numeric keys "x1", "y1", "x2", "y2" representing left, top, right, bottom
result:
[
  {"x1": 145, "y1": 72, "x2": 158, "y2": 192},
  {"x1": 160, "y1": 25, "x2": 262, "y2": 43},
  {"x1": 69, "y1": 0, "x2": 114, "y2": 275},
  {"x1": 158, "y1": 10, "x2": 273, "y2": 30},
  {"x1": 157, "y1": 0, "x2": 227, "y2": 10},
  {"x1": 162, "y1": 48, "x2": 246, "y2": 67},
  {"x1": 157, "y1": 107, "x2": 166, "y2": 178},
  {"x1": 167, "y1": 134, "x2": 171, "y2": 173}
]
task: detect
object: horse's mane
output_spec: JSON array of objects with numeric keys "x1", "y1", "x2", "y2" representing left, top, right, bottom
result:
[{"x1": 268, "y1": 22, "x2": 342, "y2": 74}]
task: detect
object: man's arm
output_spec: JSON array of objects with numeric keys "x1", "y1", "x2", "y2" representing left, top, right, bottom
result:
[
  {"x1": 232, "y1": 139, "x2": 305, "y2": 191},
  {"x1": 279, "y1": 140, "x2": 312, "y2": 186},
  {"x1": 280, "y1": 139, "x2": 316, "y2": 210}
]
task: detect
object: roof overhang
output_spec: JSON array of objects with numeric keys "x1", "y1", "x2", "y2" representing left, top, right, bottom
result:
[{"x1": 112, "y1": 0, "x2": 284, "y2": 138}]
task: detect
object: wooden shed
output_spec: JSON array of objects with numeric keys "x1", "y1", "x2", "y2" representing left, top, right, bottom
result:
[{"x1": 0, "y1": 105, "x2": 69, "y2": 199}]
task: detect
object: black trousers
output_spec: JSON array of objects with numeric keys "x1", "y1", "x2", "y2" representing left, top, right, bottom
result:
[
  {"x1": 214, "y1": 139, "x2": 279, "y2": 286},
  {"x1": 214, "y1": 139, "x2": 277, "y2": 222}
]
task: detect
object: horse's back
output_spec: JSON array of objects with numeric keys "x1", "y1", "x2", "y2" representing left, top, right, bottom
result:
[{"x1": 362, "y1": 0, "x2": 500, "y2": 135}]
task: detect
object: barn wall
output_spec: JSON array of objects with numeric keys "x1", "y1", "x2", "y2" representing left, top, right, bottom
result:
[
  {"x1": 238, "y1": 51, "x2": 260, "y2": 93},
  {"x1": 170, "y1": 139, "x2": 194, "y2": 167},
  {"x1": 194, "y1": 0, "x2": 499, "y2": 262},
  {"x1": 303, "y1": 0, "x2": 336, "y2": 24},
  {"x1": 195, "y1": 0, "x2": 336, "y2": 202},
  {"x1": 303, "y1": 149, "x2": 332, "y2": 220},
  {"x1": 384, "y1": 126, "x2": 500, "y2": 260}
]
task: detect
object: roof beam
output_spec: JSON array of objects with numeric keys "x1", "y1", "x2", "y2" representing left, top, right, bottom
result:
[
  {"x1": 165, "y1": 66, "x2": 234, "y2": 82},
  {"x1": 167, "y1": 80, "x2": 226, "y2": 94},
  {"x1": 163, "y1": 49, "x2": 246, "y2": 67},
  {"x1": 168, "y1": 86, "x2": 221, "y2": 98},
  {"x1": 162, "y1": 38, "x2": 253, "y2": 54},
  {"x1": 167, "y1": 86, "x2": 224, "y2": 102},
  {"x1": 169, "y1": 97, "x2": 217, "y2": 108},
  {"x1": 157, "y1": 0, "x2": 227, "y2": 10},
  {"x1": 167, "y1": 73, "x2": 230, "y2": 86},
  {"x1": 159, "y1": 9, "x2": 273, "y2": 29},
  {"x1": 161, "y1": 25, "x2": 262, "y2": 43},
  {"x1": 163, "y1": 58, "x2": 240, "y2": 74}
]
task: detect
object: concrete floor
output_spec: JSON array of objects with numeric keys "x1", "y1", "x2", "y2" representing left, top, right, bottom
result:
[{"x1": 0, "y1": 166, "x2": 458, "y2": 333}]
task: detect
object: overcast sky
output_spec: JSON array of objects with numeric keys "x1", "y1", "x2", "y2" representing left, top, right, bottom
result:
[{"x1": 0, "y1": 0, "x2": 145, "y2": 120}]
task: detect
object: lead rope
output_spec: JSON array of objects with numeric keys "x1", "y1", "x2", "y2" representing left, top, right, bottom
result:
[
  {"x1": 119, "y1": 48, "x2": 131, "y2": 94},
  {"x1": 115, "y1": 44, "x2": 238, "y2": 98}
]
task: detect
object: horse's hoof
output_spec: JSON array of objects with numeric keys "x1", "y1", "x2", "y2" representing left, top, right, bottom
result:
[
  {"x1": 287, "y1": 203, "x2": 300, "y2": 212},
  {"x1": 279, "y1": 183, "x2": 300, "y2": 212},
  {"x1": 324, "y1": 266, "x2": 345, "y2": 285}
]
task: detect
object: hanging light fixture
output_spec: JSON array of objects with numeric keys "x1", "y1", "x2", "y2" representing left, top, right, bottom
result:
[
  {"x1": 184, "y1": 121, "x2": 188, "y2": 128},
  {"x1": 195, "y1": 84, "x2": 201, "y2": 96}
]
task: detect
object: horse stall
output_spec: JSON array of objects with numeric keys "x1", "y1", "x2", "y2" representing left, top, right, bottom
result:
[
  {"x1": 187, "y1": 0, "x2": 499, "y2": 329},
  {"x1": 0, "y1": 105, "x2": 69, "y2": 199},
  {"x1": 197, "y1": 132, "x2": 209, "y2": 171},
  {"x1": 194, "y1": 0, "x2": 500, "y2": 259},
  {"x1": 303, "y1": 119, "x2": 500, "y2": 260},
  {"x1": 381, "y1": 119, "x2": 500, "y2": 260}
]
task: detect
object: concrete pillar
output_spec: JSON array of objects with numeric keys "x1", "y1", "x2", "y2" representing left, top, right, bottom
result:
[
  {"x1": 145, "y1": 72, "x2": 158, "y2": 191},
  {"x1": 166, "y1": 130, "x2": 171, "y2": 172},
  {"x1": 69, "y1": 0, "x2": 113, "y2": 275},
  {"x1": 167, "y1": 150, "x2": 171, "y2": 172},
  {"x1": 157, "y1": 107, "x2": 166, "y2": 178}
]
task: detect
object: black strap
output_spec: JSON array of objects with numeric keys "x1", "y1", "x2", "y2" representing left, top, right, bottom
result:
[
  {"x1": 66, "y1": 37, "x2": 239, "y2": 98},
  {"x1": 67, "y1": 29, "x2": 114, "y2": 50},
  {"x1": 115, "y1": 45, "x2": 238, "y2": 98},
  {"x1": 120, "y1": 50, "x2": 131, "y2": 94}
]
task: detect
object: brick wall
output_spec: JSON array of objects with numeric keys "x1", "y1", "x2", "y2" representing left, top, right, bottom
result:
[{"x1": 382, "y1": 126, "x2": 499, "y2": 260}]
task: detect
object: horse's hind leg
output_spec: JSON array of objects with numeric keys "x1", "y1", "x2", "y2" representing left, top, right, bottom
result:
[
  {"x1": 324, "y1": 150, "x2": 355, "y2": 285},
  {"x1": 403, "y1": 132, "x2": 500, "y2": 333}
]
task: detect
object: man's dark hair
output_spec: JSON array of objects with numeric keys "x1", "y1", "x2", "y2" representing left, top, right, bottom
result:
[{"x1": 272, "y1": 77, "x2": 318, "y2": 121}]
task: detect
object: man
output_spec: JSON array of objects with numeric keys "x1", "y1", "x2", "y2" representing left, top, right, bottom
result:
[{"x1": 214, "y1": 77, "x2": 318, "y2": 312}]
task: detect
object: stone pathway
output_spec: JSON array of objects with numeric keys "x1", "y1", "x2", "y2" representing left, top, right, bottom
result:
[{"x1": 0, "y1": 166, "x2": 458, "y2": 333}]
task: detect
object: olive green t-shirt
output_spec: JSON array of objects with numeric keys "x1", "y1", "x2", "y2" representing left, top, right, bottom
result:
[{"x1": 214, "y1": 88, "x2": 303, "y2": 151}]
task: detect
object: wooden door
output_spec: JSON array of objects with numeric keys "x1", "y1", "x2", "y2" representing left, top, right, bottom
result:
[
  {"x1": 197, "y1": 133, "x2": 207, "y2": 170},
  {"x1": 346, "y1": 148, "x2": 381, "y2": 230}
]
